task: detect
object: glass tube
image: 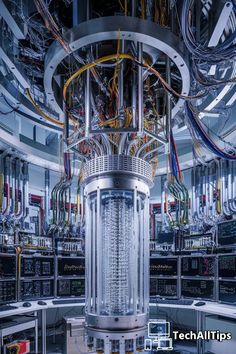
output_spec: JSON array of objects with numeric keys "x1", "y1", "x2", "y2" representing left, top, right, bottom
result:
[{"x1": 85, "y1": 187, "x2": 149, "y2": 319}]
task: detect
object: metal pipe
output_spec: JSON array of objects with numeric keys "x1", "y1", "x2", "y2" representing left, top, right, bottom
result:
[
  {"x1": 191, "y1": 162, "x2": 197, "y2": 221},
  {"x1": 228, "y1": 160, "x2": 236, "y2": 213},
  {"x1": 138, "y1": 42, "x2": 143, "y2": 135},
  {"x1": 101, "y1": 134, "x2": 111, "y2": 155},
  {"x1": 132, "y1": 0, "x2": 137, "y2": 16},
  {"x1": 233, "y1": 161, "x2": 236, "y2": 207},
  {"x1": 136, "y1": 138, "x2": 155, "y2": 157},
  {"x1": 144, "y1": 128, "x2": 167, "y2": 145},
  {"x1": 85, "y1": 69, "x2": 90, "y2": 138},
  {"x1": 161, "y1": 175, "x2": 166, "y2": 229},
  {"x1": 220, "y1": 159, "x2": 231, "y2": 216},
  {"x1": 142, "y1": 146, "x2": 158, "y2": 160},
  {"x1": 15, "y1": 159, "x2": 23, "y2": 220},
  {"x1": 208, "y1": 161, "x2": 215, "y2": 220},
  {"x1": 22, "y1": 162, "x2": 29, "y2": 221},
  {"x1": 73, "y1": 0, "x2": 87, "y2": 25},
  {"x1": 2, "y1": 156, "x2": 10, "y2": 216},
  {"x1": 196, "y1": 165, "x2": 204, "y2": 221},
  {"x1": 118, "y1": 40, "x2": 124, "y2": 115},
  {"x1": 132, "y1": 64, "x2": 137, "y2": 128},
  {"x1": 118, "y1": 134, "x2": 127, "y2": 155},
  {"x1": 0, "y1": 149, "x2": 11, "y2": 214},
  {"x1": 9, "y1": 156, "x2": 14, "y2": 217},
  {"x1": 44, "y1": 169, "x2": 50, "y2": 232},
  {"x1": 166, "y1": 56, "x2": 171, "y2": 153},
  {"x1": 126, "y1": 138, "x2": 138, "y2": 155},
  {"x1": 67, "y1": 136, "x2": 103, "y2": 155},
  {"x1": 215, "y1": 159, "x2": 222, "y2": 215},
  {"x1": 202, "y1": 165, "x2": 207, "y2": 218}
]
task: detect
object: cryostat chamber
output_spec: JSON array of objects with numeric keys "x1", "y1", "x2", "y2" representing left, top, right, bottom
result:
[{"x1": 82, "y1": 155, "x2": 152, "y2": 353}]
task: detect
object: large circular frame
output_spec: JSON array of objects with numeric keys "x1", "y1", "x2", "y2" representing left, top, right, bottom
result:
[{"x1": 44, "y1": 16, "x2": 190, "y2": 120}]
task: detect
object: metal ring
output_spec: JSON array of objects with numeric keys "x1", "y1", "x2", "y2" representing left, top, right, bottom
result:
[{"x1": 44, "y1": 16, "x2": 190, "y2": 119}]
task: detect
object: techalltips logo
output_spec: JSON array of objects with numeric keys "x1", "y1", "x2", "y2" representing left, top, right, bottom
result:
[
  {"x1": 145, "y1": 320, "x2": 173, "y2": 351},
  {"x1": 145, "y1": 320, "x2": 232, "y2": 351}
]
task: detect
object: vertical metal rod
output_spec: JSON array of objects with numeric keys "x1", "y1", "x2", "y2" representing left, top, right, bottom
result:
[
  {"x1": 139, "y1": 196, "x2": 144, "y2": 311},
  {"x1": 118, "y1": 40, "x2": 125, "y2": 115},
  {"x1": 35, "y1": 316, "x2": 38, "y2": 354},
  {"x1": 41, "y1": 309, "x2": 47, "y2": 354},
  {"x1": 138, "y1": 42, "x2": 143, "y2": 135},
  {"x1": 143, "y1": 193, "x2": 150, "y2": 312},
  {"x1": 54, "y1": 254, "x2": 58, "y2": 297},
  {"x1": 63, "y1": 100, "x2": 69, "y2": 142},
  {"x1": 132, "y1": 0, "x2": 137, "y2": 16},
  {"x1": 166, "y1": 56, "x2": 171, "y2": 151},
  {"x1": 44, "y1": 168, "x2": 50, "y2": 233},
  {"x1": 133, "y1": 188, "x2": 138, "y2": 315},
  {"x1": 85, "y1": 69, "x2": 90, "y2": 137},
  {"x1": 132, "y1": 65, "x2": 137, "y2": 128},
  {"x1": 161, "y1": 175, "x2": 166, "y2": 230},
  {"x1": 85, "y1": 194, "x2": 91, "y2": 313},
  {"x1": 96, "y1": 188, "x2": 101, "y2": 314},
  {"x1": 86, "y1": 0, "x2": 90, "y2": 20},
  {"x1": 92, "y1": 200, "x2": 96, "y2": 312},
  {"x1": 73, "y1": 0, "x2": 87, "y2": 25}
]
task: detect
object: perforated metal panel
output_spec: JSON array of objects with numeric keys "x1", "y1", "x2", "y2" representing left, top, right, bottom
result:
[{"x1": 81, "y1": 155, "x2": 153, "y2": 185}]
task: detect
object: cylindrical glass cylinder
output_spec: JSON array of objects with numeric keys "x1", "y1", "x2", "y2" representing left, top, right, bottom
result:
[
  {"x1": 101, "y1": 191, "x2": 133, "y2": 316},
  {"x1": 85, "y1": 177, "x2": 150, "y2": 328},
  {"x1": 82, "y1": 155, "x2": 152, "y2": 330}
]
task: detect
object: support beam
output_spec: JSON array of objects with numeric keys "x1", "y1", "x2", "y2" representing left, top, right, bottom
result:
[{"x1": 0, "y1": 0, "x2": 26, "y2": 39}]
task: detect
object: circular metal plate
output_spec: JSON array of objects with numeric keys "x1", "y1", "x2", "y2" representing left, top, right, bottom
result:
[{"x1": 44, "y1": 16, "x2": 190, "y2": 119}]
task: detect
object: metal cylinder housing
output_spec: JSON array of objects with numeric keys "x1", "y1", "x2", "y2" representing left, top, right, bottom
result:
[{"x1": 82, "y1": 155, "x2": 151, "y2": 330}]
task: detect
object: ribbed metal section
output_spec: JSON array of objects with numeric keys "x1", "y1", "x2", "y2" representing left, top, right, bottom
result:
[{"x1": 81, "y1": 155, "x2": 153, "y2": 185}]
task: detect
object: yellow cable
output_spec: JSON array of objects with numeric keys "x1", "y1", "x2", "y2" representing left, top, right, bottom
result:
[
  {"x1": 63, "y1": 53, "x2": 134, "y2": 100},
  {"x1": 118, "y1": 0, "x2": 128, "y2": 15},
  {"x1": 118, "y1": 0, "x2": 125, "y2": 11},
  {"x1": 141, "y1": 0, "x2": 145, "y2": 19},
  {"x1": 25, "y1": 89, "x2": 64, "y2": 127}
]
